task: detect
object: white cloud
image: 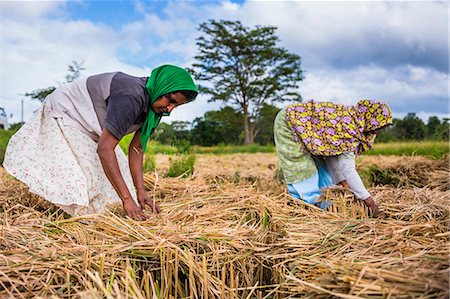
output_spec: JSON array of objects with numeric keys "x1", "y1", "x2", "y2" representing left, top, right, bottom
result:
[
  {"x1": 0, "y1": 0, "x2": 448, "y2": 125},
  {"x1": 299, "y1": 64, "x2": 448, "y2": 115},
  {"x1": 1, "y1": 3, "x2": 150, "y2": 123},
  {"x1": 1, "y1": 1, "x2": 67, "y2": 20},
  {"x1": 163, "y1": 94, "x2": 222, "y2": 124}
]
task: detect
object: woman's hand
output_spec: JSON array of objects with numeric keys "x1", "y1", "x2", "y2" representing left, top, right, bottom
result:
[
  {"x1": 338, "y1": 180, "x2": 350, "y2": 189},
  {"x1": 98, "y1": 129, "x2": 149, "y2": 221},
  {"x1": 363, "y1": 196, "x2": 379, "y2": 217},
  {"x1": 138, "y1": 193, "x2": 161, "y2": 214},
  {"x1": 128, "y1": 131, "x2": 160, "y2": 214},
  {"x1": 123, "y1": 199, "x2": 149, "y2": 221}
]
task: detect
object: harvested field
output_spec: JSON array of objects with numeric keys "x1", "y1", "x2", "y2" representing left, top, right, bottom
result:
[{"x1": 0, "y1": 154, "x2": 448, "y2": 298}]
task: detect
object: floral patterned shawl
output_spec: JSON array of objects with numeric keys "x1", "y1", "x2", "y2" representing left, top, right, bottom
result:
[{"x1": 286, "y1": 100, "x2": 392, "y2": 156}]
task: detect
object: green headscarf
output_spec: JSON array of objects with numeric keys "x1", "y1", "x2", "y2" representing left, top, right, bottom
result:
[{"x1": 141, "y1": 65, "x2": 198, "y2": 151}]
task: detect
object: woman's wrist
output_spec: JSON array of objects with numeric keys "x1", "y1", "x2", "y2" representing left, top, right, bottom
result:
[
  {"x1": 137, "y1": 189, "x2": 147, "y2": 197},
  {"x1": 121, "y1": 195, "x2": 135, "y2": 204}
]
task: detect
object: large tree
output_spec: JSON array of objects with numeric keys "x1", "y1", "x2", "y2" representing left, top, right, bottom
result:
[{"x1": 190, "y1": 20, "x2": 303, "y2": 144}]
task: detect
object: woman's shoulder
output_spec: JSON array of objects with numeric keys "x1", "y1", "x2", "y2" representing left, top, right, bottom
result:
[{"x1": 110, "y1": 72, "x2": 148, "y2": 96}]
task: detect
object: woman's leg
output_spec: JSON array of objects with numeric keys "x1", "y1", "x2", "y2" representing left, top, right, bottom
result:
[
  {"x1": 287, "y1": 159, "x2": 334, "y2": 209},
  {"x1": 315, "y1": 158, "x2": 333, "y2": 189},
  {"x1": 287, "y1": 173, "x2": 321, "y2": 204}
]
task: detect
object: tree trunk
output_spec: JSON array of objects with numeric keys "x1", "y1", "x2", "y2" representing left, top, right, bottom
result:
[{"x1": 243, "y1": 104, "x2": 252, "y2": 145}]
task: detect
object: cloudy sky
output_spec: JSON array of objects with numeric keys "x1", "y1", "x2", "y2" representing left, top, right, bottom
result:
[{"x1": 1, "y1": 0, "x2": 448, "y2": 125}]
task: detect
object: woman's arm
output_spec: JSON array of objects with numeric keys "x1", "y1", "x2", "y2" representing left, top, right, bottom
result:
[
  {"x1": 324, "y1": 156, "x2": 345, "y2": 185},
  {"x1": 97, "y1": 128, "x2": 149, "y2": 220},
  {"x1": 128, "y1": 131, "x2": 160, "y2": 213},
  {"x1": 337, "y1": 154, "x2": 379, "y2": 217}
]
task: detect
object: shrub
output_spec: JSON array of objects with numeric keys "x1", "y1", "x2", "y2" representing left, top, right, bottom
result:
[
  {"x1": 118, "y1": 134, "x2": 134, "y2": 155},
  {"x1": 143, "y1": 154, "x2": 156, "y2": 173},
  {"x1": 166, "y1": 154, "x2": 196, "y2": 178},
  {"x1": 119, "y1": 136, "x2": 179, "y2": 156},
  {"x1": 175, "y1": 140, "x2": 192, "y2": 154},
  {"x1": 0, "y1": 129, "x2": 16, "y2": 165}
]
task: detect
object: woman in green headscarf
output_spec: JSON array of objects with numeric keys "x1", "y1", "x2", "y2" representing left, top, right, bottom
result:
[{"x1": 4, "y1": 65, "x2": 198, "y2": 220}]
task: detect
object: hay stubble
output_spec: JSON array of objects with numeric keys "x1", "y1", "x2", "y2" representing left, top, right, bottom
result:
[{"x1": 0, "y1": 154, "x2": 448, "y2": 298}]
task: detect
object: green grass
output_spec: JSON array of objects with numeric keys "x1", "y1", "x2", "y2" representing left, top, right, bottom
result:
[
  {"x1": 119, "y1": 135, "x2": 178, "y2": 155},
  {"x1": 166, "y1": 154, "x2": 196, "y2": 178},
  {"x1": 0, "y1": 129, "x2": 18, "y2": 165},
  {"x1": 2, "y1": 129, "x2": 448, "y2": 164},
  {"x1": 192, "y1": 144, "x2": 275, "y2": 154},
  {"x1": 119, "y1": 137, "x2": 276, "y2": 155},
  {"x1": 367, "y1": 140, "x2": 449, "y2": 159},
  {"x1": 143, "y1": 154, "x2": 156, "y2": 173},
  {"x1": 119, "y1": 139, "x2": 449, "y2": 158}
]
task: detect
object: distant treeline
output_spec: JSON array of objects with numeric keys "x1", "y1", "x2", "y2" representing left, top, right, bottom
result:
[
  {"x1": 152, "y1": 106, "x2": 449, "y2": 146},
  {"x1": 1, "y1": 107, "x2": 448, "y2": 165}
]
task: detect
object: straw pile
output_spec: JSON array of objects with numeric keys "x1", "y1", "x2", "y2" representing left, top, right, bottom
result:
[
  {"x1": 358, "y1": 155, "x2": 449, "y2": 191},
  {"x1": 0, "y1": 154, "x2": 448, "y2": 298}
]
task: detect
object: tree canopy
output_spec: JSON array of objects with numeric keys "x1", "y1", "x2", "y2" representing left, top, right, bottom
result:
[{"x1": 190, "y1": 20, "x2": 303, "y2": 144}]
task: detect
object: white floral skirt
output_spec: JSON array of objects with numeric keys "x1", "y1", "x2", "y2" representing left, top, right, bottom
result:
[{"x1": 3, "y1": 105, "x2": 137, "y2": 216}]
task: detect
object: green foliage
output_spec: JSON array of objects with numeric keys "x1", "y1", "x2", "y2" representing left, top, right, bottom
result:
[
  {"x1": 119, "y1": 135, "x2": 179, "y2": 156},
  {"x1": 393, "y1": 113, "x2": 426, "y2": 140},
  {"x1": 367, "y1": 141, "x2": 449, "y2": 159},
  {"x1": 148, "y1": 142, "x2": 179, "y2": 155},
  {"x1": 152, "y1": 121, "x2": 191, "y2": 146},
  {"x1": 143, "y1": 154, "x2": 156, "y2": 173},
  {"x1": 376, "y1": 113, "x2": 448, "y2": 142},
  {"x1": 193, "y1": 144, "x2": 275, "y2": 154},
  {"x1": 0, "y1": 129, "x2": 16, "y2": 165},
  {"x1": 174, "y1": 140, "x2": 192, "y2": 154},
  {"x1": 171, "y1": 121, "x2": 190, "y2": 141},
  {"x1": 361, "y1": 165, "x2": 401, "y2": 187},
  {"x1": 190, "y1": 19, "x2": 303, "y2": 144},
  {"x1": 253, "y1": 103, "x2": 281, "y2": 145},
  {"x1": 190, "y1": 106, "x2": 244, "y2": 146},
  {"x1": 166, "y1": 154, "x2": 196, "y2": 178},
  {"x1": 118, "y1": 134, "x2": 134, "y2": 155},
  {"x1": 24, "y1": 87, "x2": 56, "y2": 102},
  {"x1": 65, "y1": 61, "x2": 85, "y2": 83},
  {"x1": 153, "y1": 122, "x2": 175, "y2": 144},
  {"x1": 190, "y1": 118, "x2": 229, "y2": 146},
  {"x1": 426, "y1": 116, "x2": 449, "y2": 140},
  {"x1": 192, "y1": 141, "x2": 449, "y2": 157},
  {"x1": 8, "y1": 122, "x2": 23, "y2": 132},
  {"x1": 189, "y1": 104, "x2": 280, "y2": 146}
]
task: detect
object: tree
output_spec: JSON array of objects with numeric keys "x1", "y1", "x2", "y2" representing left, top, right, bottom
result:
[
  {"x1": 426, "y1": 116, "x2": 442, "y2": 139},
  {"x1": 190, "y1": 117, "x2": 228, "y2": 146},
  {"x1": 152, "y1": 122, "x2": 175, "y2": 144},
  {"x1": 190, "y1": 106, "x2": 244, "y2": 146},
  {"x1": 190, "y1": 20, "x2": 303, "y2": 144},
  {"x1": 253, "y1": 103, "x2": 281, "y2": 145},
  {"x1": 394, "y1": 113, "x2": 426, "y2": 140},
  {"x1": 65, "y1": 61, "x2": 85, "y2": 83},
  {"x1": 441, "y1": 119, "x2": 450, "y2": 140},
  {"x1": 204, "y1": 106, "x2": 243, "y2": 143},
  {"x1": 171, "y1": 121, "x2": 191, "y2": 143},
  {"x1": 25, "y1": 61, "x2": 85, "y2": 102}
]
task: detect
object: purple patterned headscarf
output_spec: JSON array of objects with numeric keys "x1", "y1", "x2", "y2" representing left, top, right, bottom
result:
[{"x1": 286, "y1": 99, "x2": 392, "y2": 156}]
